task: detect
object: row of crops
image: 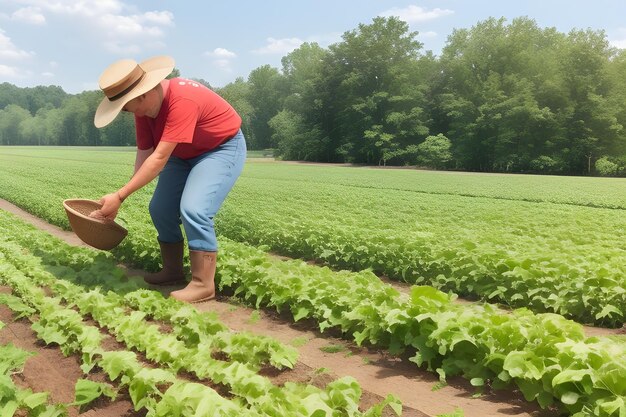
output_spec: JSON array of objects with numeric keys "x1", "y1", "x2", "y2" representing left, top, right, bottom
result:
[
  {"x1": 1, "y1": 189, "x2": 626, "y2": 415},
  {"x1": 0, "y1": 148, "x2": 624, "y2": 327},
  {"x1": 0, "y1": 147, "x2": 625, "y2": 415},
  {"x1": 0, "y1": 211, "x2": 402, "y2": 416}
]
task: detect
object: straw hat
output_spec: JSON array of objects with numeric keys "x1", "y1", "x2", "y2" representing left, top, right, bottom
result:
[
  {"x1": 63, "y1": 199, "x2": 128, "y2": 250},
  {"x1": 94, "y1": 55, "x2": 175, "y2": 128}
]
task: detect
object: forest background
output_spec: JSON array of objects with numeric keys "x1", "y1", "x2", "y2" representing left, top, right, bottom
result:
[{"x1": 1, "y1": 16, "x2": 625, "y2": 176}]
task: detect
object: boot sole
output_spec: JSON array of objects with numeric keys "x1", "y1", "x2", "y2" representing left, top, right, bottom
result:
[
  {"x1": 170, "y1": 295, "x2": 216, "y2": 304},
  {"x1": 190, "y1": 295, "x2": 216, "y2": 304}
]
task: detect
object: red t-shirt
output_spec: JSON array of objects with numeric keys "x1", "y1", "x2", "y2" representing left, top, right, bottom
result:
[{"x1": 135, "y1": 78, "x2": 242, "y2": 159}]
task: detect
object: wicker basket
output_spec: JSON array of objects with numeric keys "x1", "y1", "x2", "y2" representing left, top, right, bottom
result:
[{"x1": 63, "y1": 199, "x2": 128, "y2": 250}]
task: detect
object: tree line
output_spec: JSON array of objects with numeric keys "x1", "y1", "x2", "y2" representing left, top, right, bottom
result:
[{"x1": 1, "y1": 16, "x2": 625, "y2": 176}]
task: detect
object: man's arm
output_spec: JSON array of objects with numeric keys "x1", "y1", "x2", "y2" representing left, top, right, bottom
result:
[
  {"x1": 93, "y1": 141, "x2": 177, "y2": 220},
  {"x1": 134, "y1": 147, "x2": 154, "y2": 175}
]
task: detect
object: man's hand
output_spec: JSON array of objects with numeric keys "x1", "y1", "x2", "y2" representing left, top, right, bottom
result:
[{"x1": 90, "y1": 192, "x2": 123, "y2": 221}]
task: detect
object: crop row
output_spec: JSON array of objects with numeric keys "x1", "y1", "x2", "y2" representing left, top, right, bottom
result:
[
  {"x1": 0, "y1": 260, "x2": 262, "y2": 416},
  {"x1": 0, "y1": 228, "x2": 401, "y2": 416},
  {"x1": 1, "y1": 209, "x2": 625, "y2": 416},
  {"x1": 218, "y1": 179, "x2": 626, "y2": 326},
  {"x1": 0, "y1": 150, "x2": 623, "y2": 326},
  {"x1": 2, "y1": 148, "x2": 626, "y2": 209}
]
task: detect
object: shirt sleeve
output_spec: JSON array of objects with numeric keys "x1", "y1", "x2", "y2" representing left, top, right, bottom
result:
[
  {"x1": 161, "y1": 97, "x2": 199, "y2": 144},
  {"x1": 135, "y1": 116, "x2": 154, "y2": 150}
]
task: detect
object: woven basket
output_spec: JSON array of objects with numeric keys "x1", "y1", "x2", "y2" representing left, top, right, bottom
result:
[{"x1": 63, "y1": 199, "x2": 128, "y2": 250}]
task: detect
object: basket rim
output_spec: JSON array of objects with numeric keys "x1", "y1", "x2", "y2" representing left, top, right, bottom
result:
[{"x1": 62, "y1": 198, "x2": 127, "y2": 233}]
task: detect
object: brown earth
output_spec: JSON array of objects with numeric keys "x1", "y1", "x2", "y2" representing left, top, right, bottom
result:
[
  {"x1": 0, "y1": 198, "x2": 577, "y2": 416},
  {"x1": 0, "y1": 288, "x2": 141, "y2": 417}
]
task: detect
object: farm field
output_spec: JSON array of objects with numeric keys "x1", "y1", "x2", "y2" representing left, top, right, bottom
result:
[
  {"x1": 0, "y1": 146, "x2": 625, "y2": 416},
  {"x1": 0, "y1": 199, "x2": 552, "y2": 417},
  {"x1": 0, "y1": 147, "x2": 624, "y2": 326}
]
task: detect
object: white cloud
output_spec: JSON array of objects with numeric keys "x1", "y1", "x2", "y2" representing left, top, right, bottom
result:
[
  {"x1": 17, "y1": 0, "x2": 123, "y2": 18},
  {"x1": 379, "y1": 5, "x2": 454, "y2": 23},
  {"x1": 11, "y1": 6, "x2": 46, "y2": 24},
  {"x1": 204, "y1": 48, "x2": 237, "y2": 72},
  {"x1": 0, "y1": 29, "x2": 33, "y2": 60},
  {"x1": 41, "y1": 71, "x2": 54, "y2": 77},
  {"x1": 205, "y1": 48, "x2": 236, "y2": 59},
  {"x1": 0, "y1": 63, "x2": 31, "y2": 79},
  {"x1": 0, "y1": 64, "x2": 20, "y2": 77},
  {"x1": 4, "y1": 0, "x2": 174, "y2": 54},
  {"x1": 253, "y1": 37, "x2": 303, "y2": 55},
  {"x1": 143, "y1": 10, "x2": 174, "y2": 26}
]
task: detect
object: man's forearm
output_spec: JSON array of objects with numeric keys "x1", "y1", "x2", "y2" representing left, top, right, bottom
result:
[{"x1": 120, "y1": 153, "x2": 168, "y2": 200}]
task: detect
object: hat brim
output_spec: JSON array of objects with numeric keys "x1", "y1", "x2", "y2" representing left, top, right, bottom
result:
[{"x1": 94, "y1": 55, "x2": 175, "y2": 128}]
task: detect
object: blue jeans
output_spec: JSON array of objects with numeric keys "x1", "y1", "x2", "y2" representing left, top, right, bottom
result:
[{"x1": 149, "y1": 130, "x2": 246, "y2": 251}]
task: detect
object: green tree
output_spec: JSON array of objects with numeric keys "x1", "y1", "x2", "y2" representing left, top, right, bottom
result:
[
  {"x1": 0, "y1": 104, "x2": 31, "y2": 145},
  {"x1": 416, "y1": 134, "x2": 452, "y2": 169},
  {"x1": 19, "y1": 110, "x2": 47, "y2": 145},
  {"x1": 281, "y1": 42, "x2": 328, "y2": 114},
  {"x1": 318, "y1": 16, "x2": 429, "y2": 164},
  {"x1": 269, "y1": 110, "x2": 325, "y2": 160},
  {"x1": 216, "y1": 77, "x2": 255, "y2": 147},
  {"x1": 437, "y1": 17, "x2": 571, "y2": 172},
  {"x1": 559, "y1": 29, "x2": 623, "y2": 174},
  {"x1": 595, "y1": 156, "x2": 623, "y2": 176},
  {"x1": 247, "y1": 65, "x2": 286, "y2": 149}
]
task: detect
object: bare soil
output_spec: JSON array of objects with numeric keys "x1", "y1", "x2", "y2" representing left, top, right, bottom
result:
[
  {"x1": 0, "y1": 198, "x2": 575, "y2": 416},
  {"x1": 0, "y1": 288, "x2": 141, "y2": 417}
]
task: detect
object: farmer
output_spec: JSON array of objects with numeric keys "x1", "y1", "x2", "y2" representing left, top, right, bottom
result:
[{"x1": 90, "y1": 55, "x2": 246, "y2": 303}]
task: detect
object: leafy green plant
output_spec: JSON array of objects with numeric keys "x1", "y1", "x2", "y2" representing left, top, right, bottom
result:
[{"x1": 72, "y1": 379, "x2": 117, "y2": 410}]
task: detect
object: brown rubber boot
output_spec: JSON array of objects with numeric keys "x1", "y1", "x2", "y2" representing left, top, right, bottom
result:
[
  {"x1": 170, "y1": 250, "x2": 216, "y2": 303},
  {"x1": 144, "y1": 240, "x2": 186, "y2": 285}
]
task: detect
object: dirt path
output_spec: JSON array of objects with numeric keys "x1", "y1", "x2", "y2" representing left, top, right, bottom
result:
[{"x1": 1, "y1": 198, "x2": 562, "y2": 416}]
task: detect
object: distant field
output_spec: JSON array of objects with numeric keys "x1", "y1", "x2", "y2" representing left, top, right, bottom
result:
[{"x1": 0, "y1": 146, "x2": 624, "y2": 327}]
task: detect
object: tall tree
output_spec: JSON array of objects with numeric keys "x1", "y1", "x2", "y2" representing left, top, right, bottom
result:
[
  {"x1": 438, "y1": 17, "x2": 569, "y2": 171},
  {"x1": 216, "y1": 77, "x2": 255, "y2": 147},
  {"x1": 318, "y1": 16, "x2": 429, "y2": 164},
  {"x1": 0, "y1": 104, "x2": 31, "y2": 145},
  {"x1": 269, "y1": 43, "x2": 329, "y2": 160},
  {"x1": 246, "y1": 65, "x2": 286, "y2": 149},
  {"x1": 559, "y1": 29, "x2": 623, "y2": 173}
]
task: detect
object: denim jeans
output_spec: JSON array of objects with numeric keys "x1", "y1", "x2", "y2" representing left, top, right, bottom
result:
[{"x1": 148, "y1": 130, "x2": 246, "y2": 251}]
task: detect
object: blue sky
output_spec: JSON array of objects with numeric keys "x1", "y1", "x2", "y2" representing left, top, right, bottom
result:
[{"x1": 0, "y1": 0, "x2": 625, "y2": 94}]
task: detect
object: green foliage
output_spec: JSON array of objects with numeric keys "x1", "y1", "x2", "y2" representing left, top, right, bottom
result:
[
  {"x1": 416, "y1": 134, "x2": 452, "y2": 169},
  {"x1": 72, "y1": 379, "x2": 117, "y2": 408},
  {"x1": 528, "y1": 155, "x2": 563, "y2": 173},
  {"x1": 247, "y1": 65, "x2": 286, "y2": 150},
  {"x1": 595, "y1": 157, "x2": 622, "y2": 176},
  {"x1": 2, "y1": 16, "x2": 626, "y2": 174},
  {"x1": 269, "y1": 110, "x2": 324, "y2": 160},
  {"x1": 1, "y1": 149, "x2": 626, "y2": 415},
  {"x1": 0, "y1": 233, "x2": 397, "y2": 417}
]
